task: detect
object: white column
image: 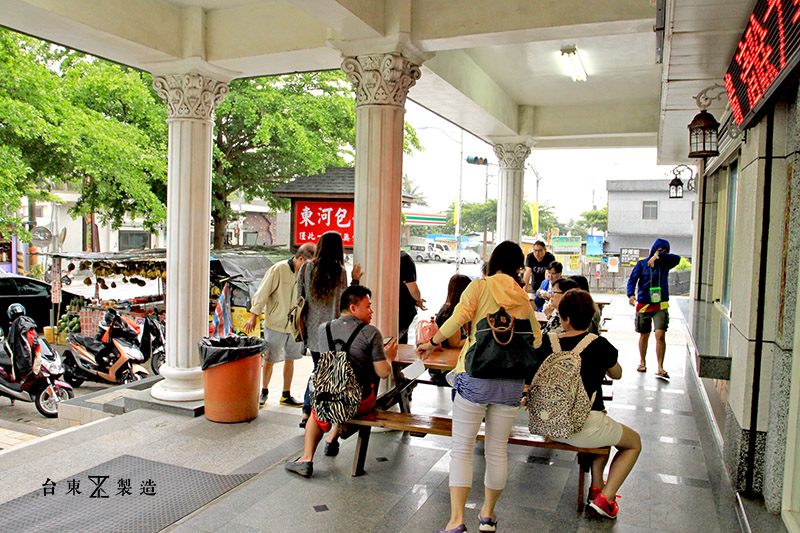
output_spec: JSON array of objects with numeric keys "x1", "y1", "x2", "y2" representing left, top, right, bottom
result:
[
  {"x1": 494, "y1": 143, "x2": 532, "y2": 244},
  {"x1": 342, "y1": 54, "x2": 421, "y2": 337},
  {"x1": 150, "y1": 73, "x2": 229, "y2": 401}
]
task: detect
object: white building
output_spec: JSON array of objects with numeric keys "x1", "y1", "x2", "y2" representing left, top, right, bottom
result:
[{"x1": 606, "y1": 179, "x2": 695, "y2": 259}]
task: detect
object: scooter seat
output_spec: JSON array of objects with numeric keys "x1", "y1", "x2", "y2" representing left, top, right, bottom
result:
[{"x1": 69, "y1": 334, "x2": 107, "y2": 354}]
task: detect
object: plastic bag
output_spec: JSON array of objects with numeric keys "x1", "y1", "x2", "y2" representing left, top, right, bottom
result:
[
  {"x1": 415, "y1": 317, "x2": 439, "y2": 346},
  {"x1": 198, "y1": 335, "x2": 268, "y2": 370}
]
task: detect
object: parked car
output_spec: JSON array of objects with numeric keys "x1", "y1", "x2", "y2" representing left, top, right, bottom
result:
[
  {"x1": 408, "y1": 244, "x2": 431, "y2": 263},
  {"x1": 0, "y1": 271, "x2": 82, "y2": 334},
  {"x1": 445, "y1": 249, "x2": 482, "y2": 264}
]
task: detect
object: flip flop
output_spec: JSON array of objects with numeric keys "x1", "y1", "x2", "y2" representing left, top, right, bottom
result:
[
  {"x1": 637, "y1": 364, "x2": 646, "y2": 373},
  {"x1": 655, "y1": 370, "x2": 670, "y2": 380}
]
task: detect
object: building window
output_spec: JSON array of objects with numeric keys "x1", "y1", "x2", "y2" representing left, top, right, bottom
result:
[
  {"x1": 119, "y1": 230, "x2": 150, "y2": 251},
  {"x1": 35, "y1": 205, "x2": 44, "y2": 218},
  {"x1": 721, "y1": 161, "x2": 738, "y2": 311},
  {"x1": 642, "y1": 201, "x2": 658, "y2": 220}
]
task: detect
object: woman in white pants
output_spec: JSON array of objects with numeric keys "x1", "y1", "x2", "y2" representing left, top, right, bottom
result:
[{"x1": 418, "y1": 241, "x2": 542, "y2": 533}]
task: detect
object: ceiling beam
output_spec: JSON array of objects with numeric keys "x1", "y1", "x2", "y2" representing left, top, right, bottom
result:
[
  {"x1": 410, "y1": 0, "x2": 654, "y2": 51},
  {"x1": 288, "y1": 0, "x2": 384, "y2": 40}
]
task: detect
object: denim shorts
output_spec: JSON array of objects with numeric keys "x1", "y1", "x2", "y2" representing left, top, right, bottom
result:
[{"x1": 635, "y1": 308, "x2": 669, "y2": 333}]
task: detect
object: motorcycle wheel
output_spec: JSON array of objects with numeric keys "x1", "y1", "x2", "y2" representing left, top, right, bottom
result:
[
  {"x1": 35, "y1": 385, "x2": 74, "y2": 418},
  {"x1": 150, "y1": 349, "x2": 165, "y2": 376},
  {"x1": 135, "y1": 371, "x2": 149, "y2": 381},
  {"x1": 62, "y1": 353, "x2": 85, "y2": 388},
  {"x1": 120, "y1": 369, "x2": 137, "y2": 384},
  {"x1": 62, "y1": 277, "x2": 72, "y2": 286}
]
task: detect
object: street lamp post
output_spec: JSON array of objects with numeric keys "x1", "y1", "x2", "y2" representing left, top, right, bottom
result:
[{"x1": 417, "y1": 126, "x2": 464, "y2": 273}]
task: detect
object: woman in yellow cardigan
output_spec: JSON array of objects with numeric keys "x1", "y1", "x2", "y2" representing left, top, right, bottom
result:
[{"x1": 418, "y1": 241, "x2": 542, "y2": 533}]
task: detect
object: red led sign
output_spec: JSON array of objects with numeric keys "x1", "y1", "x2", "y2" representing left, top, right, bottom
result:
[
  {"x1": 293, "y1": 200, "x2": 355, "y2": 247},
  {"x1": 726, "y1": 0, "x2": 800, "y2": 128}
]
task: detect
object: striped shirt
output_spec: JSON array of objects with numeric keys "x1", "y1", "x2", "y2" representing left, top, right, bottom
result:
[{"x1": 454, "y1": 372, "x2": 524, "y2": 407}]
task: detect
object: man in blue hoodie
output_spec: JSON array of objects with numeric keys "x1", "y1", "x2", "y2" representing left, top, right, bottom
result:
[{"x1": 627, "y1": 239, "x2": 680, "y2": 380}]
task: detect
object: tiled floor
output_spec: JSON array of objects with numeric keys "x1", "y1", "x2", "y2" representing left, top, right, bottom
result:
[{"x1": 0, "y1": 295, "x2": 788, "y2": 532}]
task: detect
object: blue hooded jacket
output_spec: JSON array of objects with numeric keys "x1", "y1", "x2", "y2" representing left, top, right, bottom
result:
[{"x1": 627, "y1": 238, "x2": 681, "y2": 305}]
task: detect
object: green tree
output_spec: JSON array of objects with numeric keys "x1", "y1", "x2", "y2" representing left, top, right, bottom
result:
[
  {"x1": 578, "y1": 207, "x2": 607, "y2": 232},
  {"x1": 0, "y1": 29, "x2": 167, "y2": 237},
  {"x1": 210, "y1": 73, "x2": 423, "y2": 249},
  {"x1": 403, "y1": 174, "x2": 429, "y2": 207},
  {"x1": 522, "y1": 202, "x2": 562, "y2": 235}
]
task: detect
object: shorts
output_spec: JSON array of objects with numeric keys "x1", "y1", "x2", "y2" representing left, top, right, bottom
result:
[
  {"x1": 312, "y1": 388, "x2": 376, "y2": 433},
  {"x1": 635, "y1": 308, "x2": 669, "y2": 333},
  {"x1": 263, "y1": 328, "x2": 304, "y2": 363},
  {"x1": 553, "y1": 411, "x2": 624, "y2": 449}
]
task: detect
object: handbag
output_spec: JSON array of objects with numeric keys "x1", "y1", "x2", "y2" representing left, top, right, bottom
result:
[
  {"x1": 464, "y1": 306, "x2": 538, "y2": 380},
  {"x1": 287, "y1": 263, "x2": 309, "y2": 343},
  {"x1": 287, "y1": 295, "x2": 307, "y2": 343}
]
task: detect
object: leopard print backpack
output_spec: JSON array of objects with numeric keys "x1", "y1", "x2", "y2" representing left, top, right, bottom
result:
[{"x1": 527, "y1": 333, "x2": 597, "y2": 439}]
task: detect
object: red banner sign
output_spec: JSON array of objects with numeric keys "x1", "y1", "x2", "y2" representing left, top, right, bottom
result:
[
  {"x1": 725, "y1": 0, "x2": 800, "y2": 128},
  {"x1": 294, "y1": 200, "x2": 355, "y2": 246}
]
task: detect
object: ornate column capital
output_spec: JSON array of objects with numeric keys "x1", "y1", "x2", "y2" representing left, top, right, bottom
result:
[
  {"x1": 493, "y1": 143, "x2": 532, "y2": 171},
  {"x1": 341, "y1": 53, "x2": 421, "y2": 108},
  {"x1": 153, "y1": 73, "x2": 229, "y2": 121}
]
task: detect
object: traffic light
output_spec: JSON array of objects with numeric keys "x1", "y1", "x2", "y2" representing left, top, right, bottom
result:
[{"x1": 466, "y1": 156, "x2": 489, "y2": 165}]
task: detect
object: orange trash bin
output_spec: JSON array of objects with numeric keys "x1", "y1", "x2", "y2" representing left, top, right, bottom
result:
[{"x1": 199, "y1": 336, "x2": 267, "y2": 423}]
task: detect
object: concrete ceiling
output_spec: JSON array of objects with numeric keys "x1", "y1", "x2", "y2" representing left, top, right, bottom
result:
[{"x1": 0, "y1": 0, "x2": 756, "y2": 163}]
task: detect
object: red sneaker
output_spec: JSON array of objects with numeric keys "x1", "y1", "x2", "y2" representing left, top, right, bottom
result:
[
  {"x1": 589, "y1": 492, "x2": 619, "y2": 519},
  {"x1": 588, "y1": 485, "x2": 620, "y2": 504}
]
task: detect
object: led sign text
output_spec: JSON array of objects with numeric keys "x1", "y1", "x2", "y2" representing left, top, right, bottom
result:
[{"x1": 726, "y1": 0, "x2": 800, "y2": 127}]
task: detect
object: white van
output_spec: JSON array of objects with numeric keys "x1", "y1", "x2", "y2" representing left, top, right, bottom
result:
[{"x1": 426, "y1": 242, "x2": 450, "y2": 261}]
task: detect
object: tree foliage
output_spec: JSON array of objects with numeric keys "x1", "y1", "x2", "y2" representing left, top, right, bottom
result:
[
  {"x1": 210, "y1": 72, "x2": 422, "y2": 248},
  {"x1": 0, "y1": 29, "x2": 167, "y2": 237},
  {"x1": 578, "y1": 207, "x2": 607, "y2": 232}
]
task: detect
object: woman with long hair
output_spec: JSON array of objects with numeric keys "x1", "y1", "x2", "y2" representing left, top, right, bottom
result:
[
  {"x1": 434, "y1": 274, "x2": 472, "y2": 349},
  {"x1": 417, "y1": 241, "x2": 542, "y2": 533},
  {"x1": 298, "y1": 232, "x2": 361, "y2": 443}
]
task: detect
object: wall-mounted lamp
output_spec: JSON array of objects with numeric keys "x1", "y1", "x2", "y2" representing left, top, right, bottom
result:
[
  {"x1": 560, "y1": 46, "x2": 587, "y2": 82},
  {"x1": 688, "y1": 84, "x2": 725, "y2": 158},
  {"x1": 669, "y1": 164, "x2": 695, "y2": 199}
]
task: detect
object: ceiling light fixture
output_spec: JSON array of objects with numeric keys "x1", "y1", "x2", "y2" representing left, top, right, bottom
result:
[{"x1": 560, "y1": 46, "x2": 587, "y2": 82}]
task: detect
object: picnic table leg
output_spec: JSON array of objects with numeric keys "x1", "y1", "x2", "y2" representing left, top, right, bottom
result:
[
  {"x1": 576, "y1": 452, "x2": 593, "y2": 512},
  {"x1": 352, "y1": 426, "x2": 372, "y2": 477}
]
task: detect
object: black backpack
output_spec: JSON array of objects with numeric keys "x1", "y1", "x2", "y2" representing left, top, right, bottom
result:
[{"x1": 312, "y1": 322, "x2": 367, "y2": 424}]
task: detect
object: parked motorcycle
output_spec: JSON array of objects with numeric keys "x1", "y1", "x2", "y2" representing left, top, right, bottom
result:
[
  {"x1": 62, "y1": 308, "x2": 153, "y2": 387},
  {"x1": 0, "y1": 332, "x2": 74, "y2": 418},
  {"x1": 144, "y1": 315, "x2": 166, "y2": 376}
]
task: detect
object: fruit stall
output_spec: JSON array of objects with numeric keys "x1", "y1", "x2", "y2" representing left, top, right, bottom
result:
[{"x1": 44, "y1": 247, "x2": 287, "y2": 339}]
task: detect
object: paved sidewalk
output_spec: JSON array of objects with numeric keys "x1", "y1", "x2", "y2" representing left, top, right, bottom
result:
[{"x1": 0, "y1": 295, "x2": 786, "y2": 532}]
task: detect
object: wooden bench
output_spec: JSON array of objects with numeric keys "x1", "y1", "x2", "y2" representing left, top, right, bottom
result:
[{"x1": 344, "y1": 410, "x2": 610, "y2": 512}]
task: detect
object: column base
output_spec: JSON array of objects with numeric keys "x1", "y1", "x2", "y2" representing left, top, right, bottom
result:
[{"x1": 150, "y1": 364, "x2": 204, "y2": 402}]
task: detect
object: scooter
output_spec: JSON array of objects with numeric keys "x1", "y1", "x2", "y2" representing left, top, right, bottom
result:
[
  {"x1": 143, "y1": 314, "x2": 166, "y2": 376},
  {"x1": 62, "y1": 308, "x2": 151, "y2": 387},
  {"x1": 0, "y1": 332, "x2": 74, "y2": 418}
]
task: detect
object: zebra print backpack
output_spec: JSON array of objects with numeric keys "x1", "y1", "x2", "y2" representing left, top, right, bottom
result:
[{"x1": 312, "y1": 322, "x2": 367, "y2": 424}]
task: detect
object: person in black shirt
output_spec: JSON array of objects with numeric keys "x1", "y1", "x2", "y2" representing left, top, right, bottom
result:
[
  {"x1": 523, "y1": 240, "x2": 555, "y2": 294},
  {"x1": 536, "y1": 289, "x2": 641, "y2": 519},
  {"x1": 399, "y1": 250, "x2": 426, "y2": 343}
]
